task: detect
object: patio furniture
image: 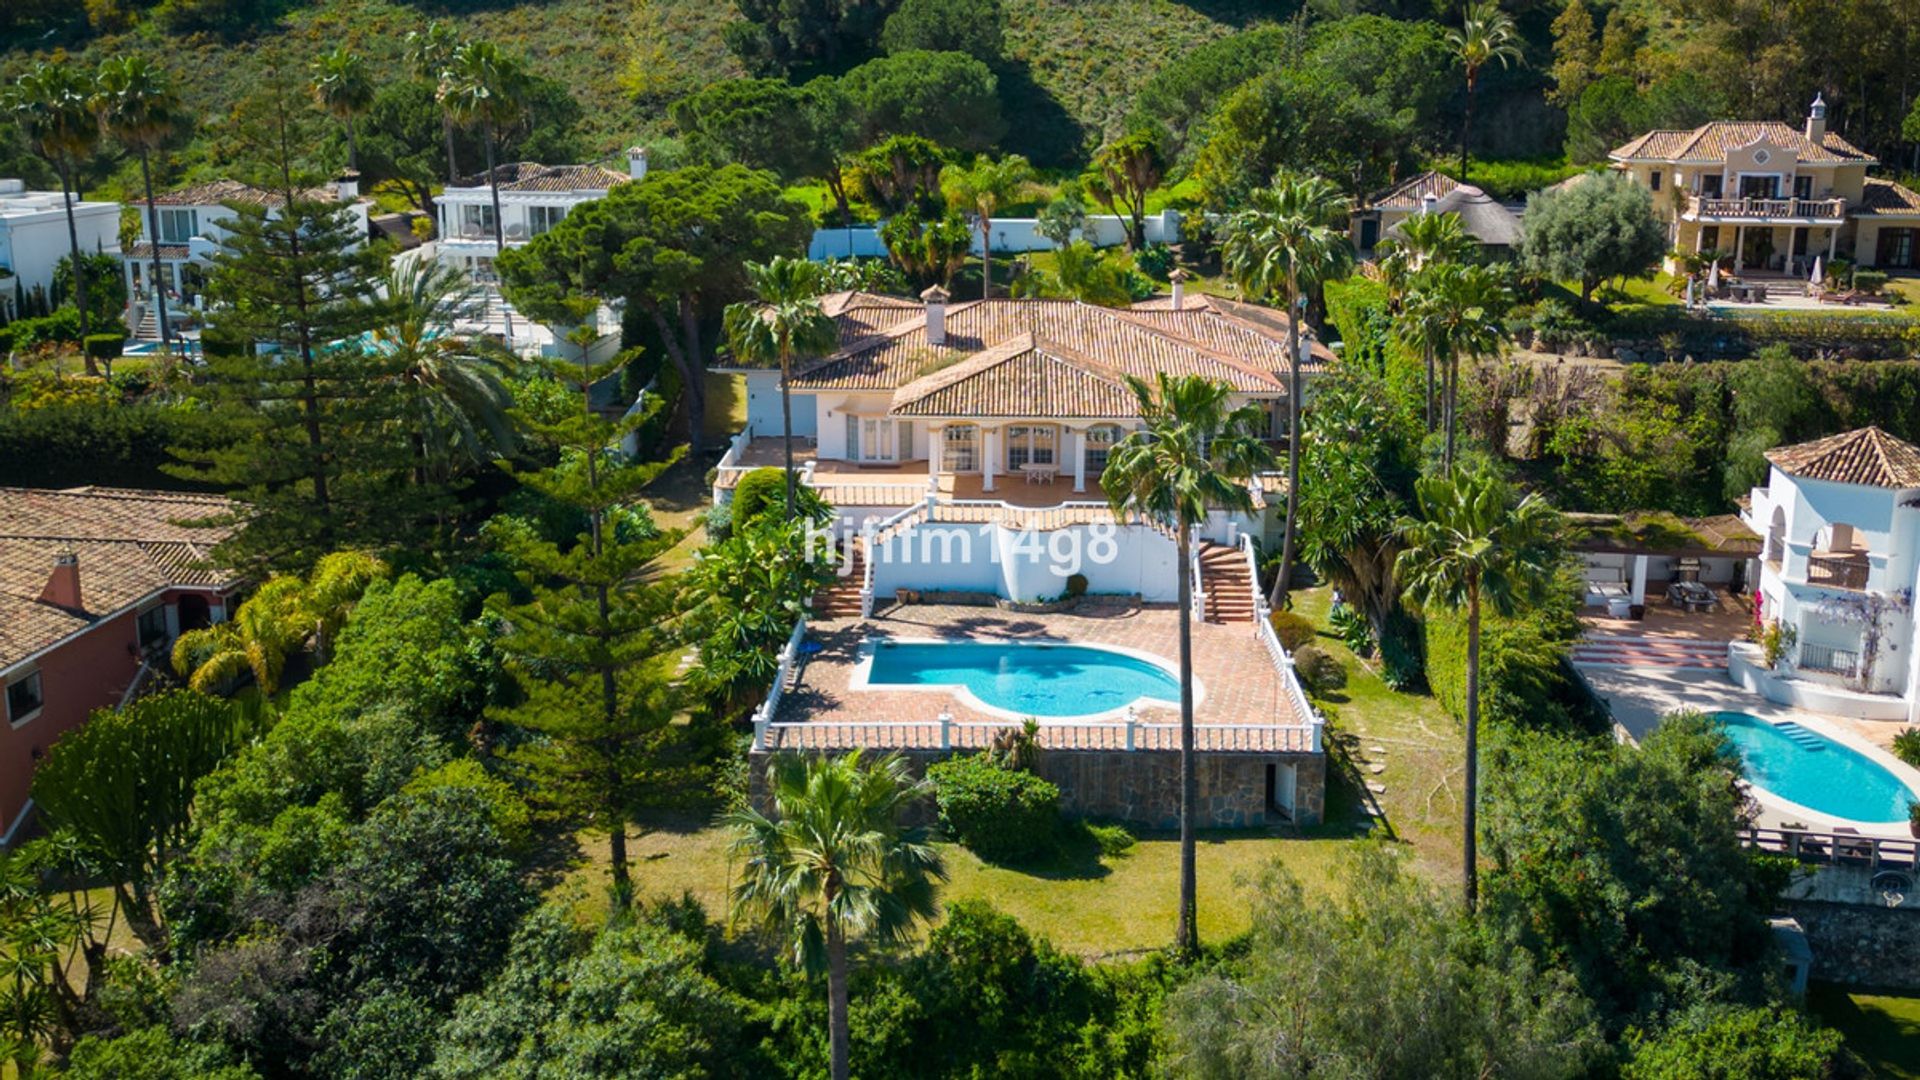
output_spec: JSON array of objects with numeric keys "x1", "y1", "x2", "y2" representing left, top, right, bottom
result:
[
  {"x1": 1666, "y1": 580, "x2": 1718, "y2": 612},
  {"x1": 1606, "y1": 596, "x2": 1631, "y2": 618},
  {"x1": 1020, "y1": 463, "x2": 1058, "y2": 485}
]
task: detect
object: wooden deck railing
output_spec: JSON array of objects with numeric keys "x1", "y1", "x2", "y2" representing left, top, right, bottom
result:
[{"x1": 1742, "y1": 826, "x2": 1917, "y2": 871}]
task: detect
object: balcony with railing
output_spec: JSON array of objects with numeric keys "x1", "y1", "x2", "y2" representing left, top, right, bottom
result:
[
  {"x1": 1686, "y1": 192, "x2": 1847, "y2": 221},
  {"x1": 1796, "y1": 641, "x2": 1862, "y2": 679},
  {"x1": 1803, "y1": 551, "x2": 1870, "y2": 590}
]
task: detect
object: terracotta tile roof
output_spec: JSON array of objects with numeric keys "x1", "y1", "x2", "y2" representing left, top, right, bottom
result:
[
  {"x1": 0, "y1": 487, "x2": 240, "y2": 668},
  {"x1": 715, "y1": 291, "x2": 927, "y2": 372},
  {"x1": 1858, "y1": 177, "x2": 1920, "y2": 216},
  {"x1": 152, "y1": 178, "x2": 341, "y2": 208},
  {"x1": 1361, "y1": 170, "x2": 1459, "y2": 211},
  {"x1": 1610, "y1": 122, "x2": 1873, "y2": 165},
  {"x1": 1384, "y1": 184, "x2": 1522, "y2": 247},
  {"x1": 453, "y1": 162, "x2": 630, "y2": 192},
  {"x1": 1129, "y1": 294, "x2": 1337, "y2": 368},
  {"x1": 1765, "y1": 427, "x2": 1920, "y2": 489},
  {"x1": 889, "y1": 335, "x2": 1138, "y2": 418},
  {"x1": 126, "y1": 242, "x2": 192, "y2": 261}
]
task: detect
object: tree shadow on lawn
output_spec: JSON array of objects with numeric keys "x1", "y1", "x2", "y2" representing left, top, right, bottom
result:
[{"x1": 959, "y1": 819, "x2": 1117, "y2": 882}]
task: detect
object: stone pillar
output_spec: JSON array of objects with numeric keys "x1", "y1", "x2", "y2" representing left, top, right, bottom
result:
[
  {"x1": 982, "y1": 427, "x2": 998, "y2": 493},
  {"x1": 1735, "y1": 225, "x2": 1746, "y2": 270},
  {"x1": 1784, "y1": 225, "x2": 1798, "y2": 275},
  {"x1": 1630, "y1": 554, "x2": 1649, "y2": 606},
  {"x1": 1072, "y1": 428, "x2": 1087, "y2": 492},
  {"x1": 1827, "y1": 228, "x2": 1839, "y2": 260}
]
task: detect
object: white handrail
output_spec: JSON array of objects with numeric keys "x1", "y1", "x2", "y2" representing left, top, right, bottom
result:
[
  {"x1": 758, "y1": 718, "x2": 1318, "y2": 754},
  {"x1": 1188, "y1": 526, "x2": 1207, "y2": 623},
  {"x1": 1244, "y1": 533, "x2": 1324, "y2": 752},
  {"x1": 750, "y1": 617, "x2": 809, "y2": 750}
]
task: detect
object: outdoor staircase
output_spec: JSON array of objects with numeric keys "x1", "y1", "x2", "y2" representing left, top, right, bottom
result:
[
  {"x1": 1198, "y1": 541, "x2": 1256, "y2": 624},
  {"x1": 1772, "y1": 721, "x2": 1827, "y2": 751},
  {"x1": 811, "y1": 541, "x2": 867, "y2": 620},
  {"x1": 1570, "y1": 634, "x2": 1731, "y2": 670},
  {"x1": 133, "y1": 310, "x2": 162, "y2": 342}
]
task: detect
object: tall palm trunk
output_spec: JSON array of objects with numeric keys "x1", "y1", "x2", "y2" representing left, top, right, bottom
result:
[
  {"x1": 441, "y1": 110, "x2": 460, "y2": 184},
  {"x1": 979, "y1": 217, "x2": 992, "y2": 299},
  {"x1": 1463, "y1": 579, "x2": 1481, "y2": 911},
  {"x1": 55, "y1": 160, "x2": 97, "y2": 376},
  {"x1": 137, "y1": 147, "x2": 173, "y2": 356},
  {"x1": 827, "y1": 911, "x2": 850, "y2": 1080},
  {"x1": 1174, "y1": 526, "x2": 1199, "y2": 959},
  {"x1": 780, "y1": 351, "x2": 797, "y2": 520},
  {"x1": 345, "y1": 116, "x2": 359, "y2": 171},
  {"x1": 1443, "y1": 352, "x2": 1459, "y2": 472},
  {"x1": 1423, "y1": 342, "x2": 1435, "y2": 434},
  {"x1": 483, "y1": 123, "x2": 515, "y2": 342},
  {"x1": 1459, "y1": 71, "x2": 1479, "y2": 180},
  {"x1": 1272, "y1": 273, "x2": 1303, "y2": 609}
]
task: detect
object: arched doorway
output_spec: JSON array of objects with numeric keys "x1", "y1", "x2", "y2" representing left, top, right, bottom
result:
[
  {"x1": 1766, "y1": 506, "x2": 1786, "y2": 565},
  {"x1": 177, "y1": 594, "x2": 211, "y2": 632}
]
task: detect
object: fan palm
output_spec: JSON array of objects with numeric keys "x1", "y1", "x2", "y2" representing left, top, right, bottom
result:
[
  {"x1": 1400, "y1": 262, "x2": 1511, "y2": 471},
  {"x1": 942, "y1": 153, "x2": 1033, "y2": 299},
  {"x1": 1395, "y1": 469, "x2": 1561, "y2": 909},
  {"x1": 1221, "y1": 171, "x2": 1354, "y2": 609},
  {"x1": 439, "y1": 42, "x2": 527, "y2": 260},
  {"x1": 6, "y1": 63, "x2": 102, "y2": 373},
  {"x1": 94, "y1": 56, "x2": 183, "y2": 359},
  {"x1": 309, "y1": 47, "x2": 374, "y2": 171},
  {"x1": 404, "y1": 21, "x2": 464, "y2": 183},
  {"x1": 301, "y1": 550, "x2": 389, "y2": 663},
  {"x1": 1448, "y1": 0, "x2": 1524, "y2": 179},
  {"x1": 373, "y1": 259, "x2": 518, "y2": 487},
  {"x1": 170, "y1": 578, "x2": 309, "y2": 696},
  {"x1": 724, "y1": 256, "x2": 838, "y2": 518},
  {"x1": 1101, "y1": 373, "x2": 1275, "y2": 958},
  {"x1": 1378, "y1": 210, "x2": 1474, "y2": 432},
  {"x1": 726, "y1": 751, "x2": 945, "y2": 1080}
]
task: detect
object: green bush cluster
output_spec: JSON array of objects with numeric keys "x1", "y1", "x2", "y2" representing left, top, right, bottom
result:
[
  {"x1": 84, "y1": 332, "x2": 123, "y2": 361},
  {"x1": 1291, "y1": 643, "x2": 1347, "y2": 693},
  {"x1": 1268, "y1": 610, "x2": 1317, "y2": 652},
  {"x1": 927, "y1": 752, "x2": 1060, "y2": 862}
]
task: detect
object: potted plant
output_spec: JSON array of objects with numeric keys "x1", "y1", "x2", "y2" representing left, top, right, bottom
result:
[{"x1": 1908, "y1": 800, "x2": 1920, "y2": 840}]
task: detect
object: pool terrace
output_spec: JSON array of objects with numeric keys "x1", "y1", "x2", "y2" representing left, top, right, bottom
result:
[{"x1": 757, "y1": 600, "x2": 1319, "y2": 754}]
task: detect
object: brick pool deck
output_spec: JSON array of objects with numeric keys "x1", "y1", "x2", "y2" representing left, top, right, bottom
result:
[{"x1": 766, "y1": 600, "x2": 1315, "y2": 753}]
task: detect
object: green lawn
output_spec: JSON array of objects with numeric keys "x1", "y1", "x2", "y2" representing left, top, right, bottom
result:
[{"x1": 1809, "y1": 982, "x2": 1920, "y2": 1078}]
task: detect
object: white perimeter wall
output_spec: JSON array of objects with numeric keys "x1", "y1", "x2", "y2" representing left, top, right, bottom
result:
[
  {"x1": 870, "y1": 523, "x2": 1180, "y2": 602},
  {"x1": 809, "y1": 211, "x2": 1183, "y2": 261}
]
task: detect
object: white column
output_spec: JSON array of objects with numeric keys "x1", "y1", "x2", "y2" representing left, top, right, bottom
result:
[
  {"x1": 982, "y1": 427, "x2": 998, "y2": 493},
  {"x1": 1630, "y1": 555, "x2": 1649, "y2": 606},
  {"x1": 926, "y1": 422, "x2": 943, "y2": 479},
  {"x1": 1827, "y1": 228, "x2": 1838, "y2": 260},
  {"x1": 1072, "y1": 429, "x2": 1087, "y2": 493},
  {"x1": 1783, "y1": 226, "x2": 1797, "y2": 275},
  {"x1": 1734, "y1": 225, "x2": 1746, "y2": 270}
]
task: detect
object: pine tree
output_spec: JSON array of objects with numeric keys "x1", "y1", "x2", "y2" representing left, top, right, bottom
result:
[
  {"x1": 486, "y1": 354, "x2": 692, "y2": 906},
  {"x1": 1549, "y1": 0, "x2": 1600, "y2": 106},
  {"x1": 166, "y1": 75, "x2": 393, "y2": 573}
]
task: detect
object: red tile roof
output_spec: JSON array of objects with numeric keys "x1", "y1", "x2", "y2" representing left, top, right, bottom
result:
[
  {"x1": 1610, "y1": 122, "x2": 1873, "y2": 165},
  {"x1": 1858, "y1": 177, "x2": 1920, "y2": 216},
  {"x1": 152, "y1": 179, "x2": 344, "y2": 208},
  {"x1": 452, "y1": 162, "x2": 630, "y2": 192},
  {"x1": 1765, "y1": 427, "x2": 1920, "y2": 489},
  {"x1": 1360, "y1": 170, "x2": 1460, "y2": 211}
]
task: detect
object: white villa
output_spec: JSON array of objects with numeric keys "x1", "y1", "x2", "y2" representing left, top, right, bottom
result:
[
  {"x1": 1348, "y1": 171, "x2": 1524, "y2": 259},
  {"x1": 121, "y1": 176, "x2": 371, "y2": 340},
  {"x1": 1611, "y1": 96, "x2": 1920, "y2": 273},
  {"x1": 719, "y1": 287, "x2": 1331, "y2": 827},
  {"x1": 0, "y1": 179, "x2": 121, "y2": 323},
  {"x1": 1739, "y1": 426, "x2": 1920, "y2": 723},
  {"x1": 431, "y1": 151, "x2": 644, "y2": 280}
]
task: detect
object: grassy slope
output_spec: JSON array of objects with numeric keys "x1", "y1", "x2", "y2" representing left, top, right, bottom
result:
[
  {"x1": 6, "y1": 0, "x2": 1279, "y2": 174},
  {"x1": 1809, "y1": 982, "x2": 1920, "y2": 1079}
]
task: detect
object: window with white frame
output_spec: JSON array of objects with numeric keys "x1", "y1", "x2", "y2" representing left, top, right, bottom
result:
[
  {"x1": 528, "y1": 205, "x2": 568, "y2": 236},
  {"x1": 1005, "y1": 425, "x2": 1058, "y2": 470},
  {"x1": 1083, "y1": 424, "x2": 1122, "y2": 475},
  {"x1": 942, "y1": 424, "x2": 978, "y2": 471},
  {"x1": 6, "y1": 671, "x2": 43, "y2": 726},
  {"x1": 460, "y1": 204, "x2": 496, "y2": 238},
  {"x1": 158, "y1": 208, "x2": 196, "y2": 243},
  {"x1": 845, "y1": 415, "x2": 897, "y2": 462}
]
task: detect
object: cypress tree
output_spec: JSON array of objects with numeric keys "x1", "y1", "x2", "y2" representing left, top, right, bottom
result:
[{"x1": 486, "y1": 353, "x2": 692, "y2": 906}]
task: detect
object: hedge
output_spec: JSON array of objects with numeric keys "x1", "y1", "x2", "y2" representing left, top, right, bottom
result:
[
  {"x1": 927, "y1": 753, "x2": 1060, "y2": 862},
  {"x1": 1421, "y1": 592, "x2": 1591, "y2": 734},
  {"x1": 84, "y1": 333, "x2": 122, "y2": 361},
  {"x1": 0, "y1": 402, "x2": 222, "y2": 490}
]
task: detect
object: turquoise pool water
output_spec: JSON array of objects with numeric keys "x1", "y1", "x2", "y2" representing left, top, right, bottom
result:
[
  {"x1": 1713, "y1": 712, "x2": 1917, "y2": 824},
  {"x1": 866, "y1": 641, "x2": 1183, "y2": 719}
]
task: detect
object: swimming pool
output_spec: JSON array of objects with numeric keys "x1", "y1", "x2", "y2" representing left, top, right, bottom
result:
[
  {"x1": 861, "y1": 640, "x2": 1187, "y2": 719},
  {"x1": 1713, "y1": 712, "x2": 1918, "y2": 824}
]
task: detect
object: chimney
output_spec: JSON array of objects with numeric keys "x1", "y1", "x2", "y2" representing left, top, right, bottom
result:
[
  {"x1": 627, "y1": 146, "x2": 649, "y2": 181},
  {"x1": 39, "y1": 552, "x2": 81, "y2": 611},
  {"x1": 1420, "y1": 192, "x2": 1439, "y2": 215},
  {"x1": 1168, "y1": 267, "x2": 1188, "y2": 310},
  {"x1": 921, "y1": 284, "x2": 949, "y2": 345},
  {"x1": 1806, "y1": 93, "x2": 1827, "y2": 144},
  {"x1": 335, "y1": 171, "x2": 359, "y2": 201}
]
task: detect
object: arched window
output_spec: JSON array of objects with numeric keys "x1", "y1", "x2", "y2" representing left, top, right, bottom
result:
[{"x1": 1766, "y1": 506, "x2": 1786, "y2": 565}]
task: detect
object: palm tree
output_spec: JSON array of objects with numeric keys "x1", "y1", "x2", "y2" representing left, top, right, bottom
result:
[
  {"x1": 404, "y1": 21, "x2": 464, "y2": 184},
  {"x1": 724, "y1": 256, "x2": 838, "y2": 518},
  {"x1": 1401, "y1": 262, "x2": 1511, "y2": 472},
  {"x1": 439, "y1": 42, "x2": 527, "y2": 262},
  {"x1": 1395, "y1": 469, "x2": 1560, "y2": 910},
  {"x1": 1448, "y1": 0, "x2": 1524, "y2": 179},
  {"x1": 1378, "y1": 210, "x2": 1474, "y2": 433},
  {"x1": 94, "y1": 56, "x2": 182, "y2": 358},
  {"x1": 170, "y1": 578, "x2": 309, "y2": 696},
  {"x1": 300, "y1": 550, "x2": 388, "y2": 663},
  {"x1": 7, "y1": 63, "x2": 103, "y2": 374},
  {"x1": 942, "y1": 153, "x2": 1033, "y2": 299},
  {"x1": 727, "y1": 751, "x2": 945, "y2": 1080},
  {"x1": 1221, "y1": 171, "x2": 1354, "y2": 609},
  {"x1": 373, "y1": 259, "x2": 519, "y2": 487},
  {"x1": 1101, "y1": 373, "x2": 1275, "y2": 959},
  {"x1": 309, "y1": 47, "x2": 374, "y2": 172}
]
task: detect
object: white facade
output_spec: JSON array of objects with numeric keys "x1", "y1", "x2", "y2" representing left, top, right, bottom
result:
[
  {"x1": 432, "y1": 150, "x2": 644, "y2": 280},
  {"x1": 1741, "y1": 464, "x2": 1920, "y2": 722},
  {"x1": 0, "y1": 179, "x2": 121, "y2": 321},
  {"x1": 808, "y1": 210, "x2": 1183, "y2": 261}
]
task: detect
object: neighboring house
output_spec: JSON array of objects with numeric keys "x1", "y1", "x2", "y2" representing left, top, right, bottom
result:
[
  {"x1": 431, "y1": 151, "x2": 645, "y2": 280},
  {"x1": 1348, "y1": 171, "x2": 1523, "y2": 258},
  {"x1": 1610, "y1": 95, "x2": 1920, "y2": 272},
  {"x1": 716, "y1": 287, "x2": 1331, "y2": 827},
  {"x1": 0, "y1": 179, "x2": 120, "y2": 324},
  {"x1": 0, "y1": 486, "x2": 243, "y2": 843},
  {"x1": 1738, "y1": 427, "x2": 1920, "y2": 723},
  {"x1": 122, "y1": 175, "x2": 372, "y2": 340}
]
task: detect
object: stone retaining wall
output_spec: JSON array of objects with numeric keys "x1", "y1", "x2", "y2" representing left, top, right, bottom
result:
[
  {"x1": 1782, "y1": 900, "x2": 1920, "y2": 990},
  {"x1": 749, "y1": 748, "x2": 1325, "y2": 829}
]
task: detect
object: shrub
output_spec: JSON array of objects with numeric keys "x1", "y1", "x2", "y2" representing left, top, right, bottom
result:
[
  {"x1": 927, "y1": 752, "x2": 1060, "y2": 862},
  {"x1": 1133, "y1": 242, "x2": 1174, "y2": 281},
  {"x1": 1292, "y1": 643, "x2": 1347, "y2": 693},
  {"x1": 729, "y1": 466, "x2": 828, "y2": 526},
  {"x1": 1269, "y1": 610, "x2": 1317, "y2": 652},
  {"x1": 8, "y1": 308, "x2": 83, "y2": 348},
  {"x1": 1086, "y1": 821, "x2": 1135, "y2": 858},
  {"x1": 0, "y1": 327, "x2": 13, "y2": 354},
  {"x1": 1894, "y1": 727, "x2": 1920, "y2": 768},
  {"x1": 1852, "y1": 270, "x2": 1888, "y2": 294},
  {"x1": 84, "y1": 333, "x2": 122, "y2": 362},
  {"x1": 1329, "y1": 602, "x2": 1374, "y2": 658},
  {"x1": 1064, "y1": 572, "x2": 1088, "y2": 597}
]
